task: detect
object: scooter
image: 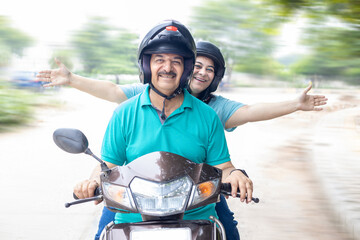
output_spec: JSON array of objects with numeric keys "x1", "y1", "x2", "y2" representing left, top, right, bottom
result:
[{"x1": 53, "y1": 128, "x2": 259, "y2": 240}]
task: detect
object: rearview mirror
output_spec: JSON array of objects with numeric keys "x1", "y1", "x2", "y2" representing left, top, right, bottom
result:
[{"x1": 53, "y1": 128, "x2": 89, "y2": 154}]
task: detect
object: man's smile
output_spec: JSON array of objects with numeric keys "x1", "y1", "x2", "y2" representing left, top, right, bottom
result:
[{"x1": 158, "y1": 72, "x2": 176, "y2": 79}]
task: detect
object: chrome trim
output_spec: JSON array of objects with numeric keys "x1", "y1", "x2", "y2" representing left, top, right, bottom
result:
[
  {"x1": 209, "y1": 215, "x2": 226, "y2": 240},
  {"x1": 126, "y1": 187, "x2": 137, "y2": 210},
  {"x1": 187, "y1": 185, "x2": 196, "y2": 208},
  {"x1": 100, "y1": 220, "x2": 115, "y2": 240}
]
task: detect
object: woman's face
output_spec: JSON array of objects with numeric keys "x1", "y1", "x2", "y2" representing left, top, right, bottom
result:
[{"x1": 189, "y1": 56, "x2": 215, "y2": 97}]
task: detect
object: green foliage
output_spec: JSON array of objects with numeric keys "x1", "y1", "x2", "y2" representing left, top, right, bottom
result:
[
  {"x1": 290, "y1": 24, "x2": 360, "y2": 80},
  {"x1": 0, "y1": 16, "x2": 37, "y2": 130},
  {"x1": 189, "y1": 0, "x2": 284, "y2": 75},
  {"x1": 263, "y1": 0, "x2": 360, "y2": 83},
  {"x1": 0, "y1": 16, "x2": 34, "y2": 64},
  {"x1": 100, "y1": 31, "x2": 139, "y2": 74},
  {"x1": 0, "y1": 45, "x2": 11, "y2": 67},
  {"x1": 71, "y1": 16, "x2": 139, "y2": 75},
  {"x1": 0, "y1": 81, "x2": 36, "y2": 130},
  {"x1": 233, "y1": 55, "x2": 283, "y2": 75},
  {"x1": 265, "y1": 0, "x2": 360, "y2": 26},
  {"x1": 49, "y1": 50, "x2": 74, "y2": 70}
]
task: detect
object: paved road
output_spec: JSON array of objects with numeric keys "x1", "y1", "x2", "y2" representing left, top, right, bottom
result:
[
  {"x1": 312, "y1": 106, "x2": 360, "y2": 239},
  {"x1": 0, "y1": 89, "x2": 114, "y2": 240},
  {"x1": 0, "y1": 87, "x2": 359, "y2": 239},
  {"x1": 225, "y1": 88, "x2": 360, "y2": 240}
]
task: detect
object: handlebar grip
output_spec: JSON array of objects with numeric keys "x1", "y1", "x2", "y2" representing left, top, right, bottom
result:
[
  {"x1": 73, "y1": 192, "x2": 79, "y2": 200},
  {"x1": 94, "y1": 187, "x2": 101, "y2": 196},
  {"x1": 73, "y1": 187, "x2": 101, "y2": 200},
  {"x1": 220, "y1": 183, "x2": 233, "y2": 194},
  {"x1": 220, "y1": 183, "x2": 260, "y2": 203}
]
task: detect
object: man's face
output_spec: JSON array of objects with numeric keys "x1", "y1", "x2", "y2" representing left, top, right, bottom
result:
[
  {"x1": 150, "y1": 53, "x2": 184, "y2": 95},
  {"x1": 189, "y1": 56, "x2": 215, "y2": 97}
]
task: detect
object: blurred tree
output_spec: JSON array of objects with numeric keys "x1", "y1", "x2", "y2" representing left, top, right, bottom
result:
[
  {"x1": 0, "y1": 16, "x2": 36, "y2": 130},
  {"x1": 291, "y1": 25, "x2": 360, "y2": 82},
  {"x1": 266, "y1": 0, "x2": 360, "y2": 25},
  {"x1": 100, "y1": 30, "x2": 138, "y2": 74},
  {"x1": 49, "y1": 49, "x2": 74, "y2": 70},
  {"x1": 189, "y1": 0, "x2": 283, "y2": 76},
  {"x1": 267, "y1": 0, "x2": 360, "y2": 84},
  {"x1": 0, "y1": 16, "x2": 33, "y2": 67},
  {"x1": 308, "y1": 21, "x2": 359, "y2": 82},
  {"x1": 0, "y1": 45, "x2": 11, "y2": 68},
  {"x1": 71, "y1": 16, "x2": 138, "y2": 75},
  {"x1": 0, "y1": 84, "x2": 35, "y2": 129}
]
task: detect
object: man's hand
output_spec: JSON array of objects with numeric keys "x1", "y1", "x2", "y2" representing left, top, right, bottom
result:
[
  {"x1": 224, "y1": 169, "x2": 253, "y2": 203},
  {"x1": 297, "y1": 82, "x2": 328, "y2": 111},
  {"x1": 215, "y1": 162, "x2": 254, "y2": 203},
  {"x1": 36, "y1": 58, "x2": 71, "y2": 87},
  {"x1": 73, "y1": 179, "x2": 102, "y2": 205}
]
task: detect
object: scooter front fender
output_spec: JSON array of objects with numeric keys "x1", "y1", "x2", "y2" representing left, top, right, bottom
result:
[{"x1": 100, "y1": 219, "x2": 220, "y2": 240}]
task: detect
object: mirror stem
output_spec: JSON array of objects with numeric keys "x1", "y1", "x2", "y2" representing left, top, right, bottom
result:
[{"x1": 84, "y1": 148, "x2": 111, "y2": 175}]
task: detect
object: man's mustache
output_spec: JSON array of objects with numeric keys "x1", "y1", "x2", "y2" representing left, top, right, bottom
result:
[{"x1": 158, "y1": 71, "x2": 176, "y2": 77}]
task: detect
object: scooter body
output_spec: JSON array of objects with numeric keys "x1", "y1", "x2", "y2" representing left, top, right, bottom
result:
[
  {"x1": 99, "y1": 151, "x2": 223, "y2": 240},
  {"x1": 53, "y1": 128, "x2": 258, "y2": 240}
]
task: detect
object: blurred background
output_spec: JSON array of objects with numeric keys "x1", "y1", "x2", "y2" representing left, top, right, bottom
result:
[{"x1": 0, "y1": 0, "x2": 359, "y2": 239}]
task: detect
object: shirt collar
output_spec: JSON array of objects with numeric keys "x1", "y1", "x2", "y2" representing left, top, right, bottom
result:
[
  {"x1": 181, "y1": 88, "x2": 193, "y2": 110},
  {"x1": 140, "y1": 85, "x2": 152, "y2": 107},
  {"x1": 140, "y1": 85, "x2": 193, "y2": 110}
]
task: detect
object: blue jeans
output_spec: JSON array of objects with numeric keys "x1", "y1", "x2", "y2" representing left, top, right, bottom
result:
[
  {"x1": 215, "y1": 195, "x2": 240, "y2": 240},
  {"x1": 94, "y1": 195, "x2": 239, "y2": 240}
]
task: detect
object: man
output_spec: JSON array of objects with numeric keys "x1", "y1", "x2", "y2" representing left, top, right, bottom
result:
[
  {"x1": 73, "y1": 19, "x2": 252, "y2": 235},
  {"x1": 38, "y1": 39, "x2": 327, "y2": 240}
]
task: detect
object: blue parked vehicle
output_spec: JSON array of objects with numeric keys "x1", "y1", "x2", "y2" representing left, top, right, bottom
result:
[{"x1": 10, "y1": 71, "x2": 44, "y2": 90}]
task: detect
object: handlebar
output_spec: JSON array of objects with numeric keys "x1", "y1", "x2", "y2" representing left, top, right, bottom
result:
[
  {"x1": 72, "y1": 187, "x2": 101, "y2": 200},
  {"x1": 65, "y1": 188, "x2": 103, "y2": 208},
  {"x1": 66, "y1": 184, "x2": 259, "y2": 209},
  {"x1": 220, "y1": 183, "x2": 259, "y2": 203}
]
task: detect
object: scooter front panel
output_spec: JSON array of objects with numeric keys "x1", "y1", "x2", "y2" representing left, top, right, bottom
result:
[{"x1": 104, "y1": 220, "x2": 215, "y2": 240}]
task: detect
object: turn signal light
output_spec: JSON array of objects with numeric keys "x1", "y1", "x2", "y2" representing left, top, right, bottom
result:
[{"x1": 198, "y1": 181, "x2": 216, "y2": 197}]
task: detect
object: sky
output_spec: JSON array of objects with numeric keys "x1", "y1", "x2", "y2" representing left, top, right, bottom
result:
[
  {"x1": 1, "y1": 0, "x2": 201, "y2": 45},
  {"x1": 275, "y1": 17, "x2": 307, "y2": 58},
  {"x1": 1, "y1": 0, "x2": 203, "y2": 70},
  {"x1": 1, "y1": 0, "x2": 302, "y2": 70}
]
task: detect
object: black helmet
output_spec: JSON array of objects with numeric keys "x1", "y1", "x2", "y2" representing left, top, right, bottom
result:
[
  {"x1": 196, "y1": 41, "x2": 226, "y2": 93},
  {"x1": 138, "y1": 20, "x2": 196, "y2": 90}
]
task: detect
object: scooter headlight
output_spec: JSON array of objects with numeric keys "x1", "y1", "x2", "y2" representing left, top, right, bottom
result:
[
  {"x1": 130, "y1": 176, "x2": 193, "y2": 216},
  {"x1": 190, "y1": 179, "x2": 220, "y2": 206},
  {"x1": 102, "y1": 182, "x2": 135, "y2": 210}
]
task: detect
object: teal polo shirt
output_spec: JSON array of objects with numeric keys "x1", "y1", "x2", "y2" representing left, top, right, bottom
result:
[
  {"x1": 120, "y1": 83, "x2": 245, "y2": 132},
  {"x1": 101, "y1": 85, "x2": 231, "y2": 223}
]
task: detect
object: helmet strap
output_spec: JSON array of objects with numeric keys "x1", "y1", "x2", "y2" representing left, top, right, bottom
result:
[
  {"x1": 199, "y1": 87, "x2": 213, "y2": 103},
  {"x1": 149, "y1": 83, "x2": 182, "y2": 120}
]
